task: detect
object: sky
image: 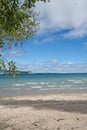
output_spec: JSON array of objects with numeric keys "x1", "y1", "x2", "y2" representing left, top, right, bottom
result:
[{"x1": 5, "y1": 0, "x2": 87, "y2": 73}]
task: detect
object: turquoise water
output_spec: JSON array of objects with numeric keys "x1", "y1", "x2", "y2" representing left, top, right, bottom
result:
[{"x1": 0, "y1": 73, "x2": 87, "y2": 96}]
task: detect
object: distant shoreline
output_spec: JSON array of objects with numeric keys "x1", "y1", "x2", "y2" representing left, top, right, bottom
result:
[{"x1": 0, "y1": 72, "x2": 87, "y2": 75}]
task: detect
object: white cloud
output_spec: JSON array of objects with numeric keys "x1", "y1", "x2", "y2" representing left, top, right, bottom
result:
[
  {"x1": 63, "y1": 28, "x2": 87, "y2": 38},
  {"x1": 32, "y1": 35, "x2": 56, "y2": 45},
  {"x1": 51, "y1": 59, "x2": 58, "y2": 65},
  {"x1": 17, "y1": 61, "x2": 87, "y2": 73},
  {"x1": 36, "y1": 0, "x2": 87, "y2": 38},
  {"x1": 67, "y1": 61, "x2": 74, "y2": 65},
  {"x1": 17, "y1": 64, "x2": 32, "y2": 71}
]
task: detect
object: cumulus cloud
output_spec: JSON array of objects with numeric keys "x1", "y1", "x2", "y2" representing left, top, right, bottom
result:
[
  {"x1": 36, "y1": 0, "x2": 87, "y2": 38},
  {"x1": 17, "y1": 60, "x2": 87, "y2": 73}
]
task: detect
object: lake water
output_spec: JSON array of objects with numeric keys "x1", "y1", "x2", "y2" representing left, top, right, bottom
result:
[{"x1": 0, "y1": 73, "x2": 87, "y2": 96}]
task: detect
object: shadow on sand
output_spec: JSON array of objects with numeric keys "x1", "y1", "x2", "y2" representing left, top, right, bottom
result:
[{"x1": 0, "y1": 98, "x2": 87, "y2": 114}]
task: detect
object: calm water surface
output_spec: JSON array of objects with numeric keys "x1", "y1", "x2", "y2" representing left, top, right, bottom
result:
[{"x1": 0, "y1": 73, "x2": 87, "y2": 96}]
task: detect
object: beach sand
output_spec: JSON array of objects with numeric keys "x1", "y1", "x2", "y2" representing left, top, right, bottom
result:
[{"x1": 0, "y1": 93, "x2": 87, "y2": 130}]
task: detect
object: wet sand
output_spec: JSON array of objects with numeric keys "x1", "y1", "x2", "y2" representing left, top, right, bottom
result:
[{"x1": 0, "y1": 93, "x2": 87, "y2": 130}]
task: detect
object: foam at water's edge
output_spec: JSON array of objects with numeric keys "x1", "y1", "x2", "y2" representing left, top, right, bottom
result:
[
  {"x1": 31, "y1": 86, "x2": 43, "y2": 89},
  {"x1": 47, "y1": 85, "x2": 56, "y2": 88},
  {"x1": 26, "y1": 82, "x2": 37, "y2": 85},
  {"x1": 68, "y1": 79, "x2": 84, "y2": 84},
  {"x1": 12, "y1": 84, "x2": 26, "y2": 86}
]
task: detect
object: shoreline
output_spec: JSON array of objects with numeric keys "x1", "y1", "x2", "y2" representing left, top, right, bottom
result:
[
  {"x1": 1, "y1": 92, "x2": 87, "y2": 103},
  {"x1": 1, "y1": 88, "x2": 87, "y2": 98},
  {"x1": 0, "y1": 91, "x2": 87, "y2": 97}
]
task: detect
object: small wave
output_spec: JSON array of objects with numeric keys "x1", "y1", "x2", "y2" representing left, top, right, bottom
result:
[
  {"x1": 26, "y1": 82, "x2": 37, "y2": 85},
  {"x1": 40, "y1": 87, "x2": 87, "y2": 91},
  {"x1": 40, "y1": 88, "x2": 59, "y2": 91},
  {"x1": 12, "y1": 88, "x2": 31, "y2": 90},
  {"x1": 63, "y1": 85, "x2": 73, "y2": 87},
  {"x1": 68, "y1": 80, "x2": 76, "y2": 82},
  {"x1": 68, "y1": 80, "x2": 84, "y2": 84},
  {"x1": 73, "y1": 80, "x2": 84, "y2": 84},
  {"x1": 12, "y1": 84, "x2": 25, "y2": 86},
  {"x1": 40, "y1": 82, "x2": 49, "y2": 85},
  {"x1": 47, "y1": 85, "x2": 56, "y2": 88},
  {"x1": 2, "y1": 88, "x2": 21, "y2": 90},
  {"x1": 79, "y1": 88, "x2": 84, "y2": 89},
  {"x1": 40, "y1": 82, "x2": 45, "y2": 85},
  {"x1": 62, "y1": 81, "x2": 65, "y2": 84},
  {"x1": 31, "y1": 86, "x2": 43, "y2": 89},
  {"x1": 45, "y1": 82, "x2": 49, "y2": 85},
  {"x1": 11, "y1": 88, "x2": 22, "y2": 90},
  {"x1": 59, "y1": 85, "x2": 72, "y2": 88},
  {"x1": 83, "y1": 79, "x2": 87, "y2": 81}
]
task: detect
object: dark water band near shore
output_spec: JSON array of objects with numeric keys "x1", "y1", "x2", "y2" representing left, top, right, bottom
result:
[{"x1": 0, "y1": 88, "x2": 87, "y2": 97}]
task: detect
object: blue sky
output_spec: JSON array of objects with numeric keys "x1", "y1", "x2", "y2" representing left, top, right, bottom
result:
[{"x1": 5, "y1": 0, "x2": 87, "y2": 73}]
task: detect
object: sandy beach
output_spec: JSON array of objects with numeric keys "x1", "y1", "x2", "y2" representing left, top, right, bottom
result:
[{"x1": 0, "y1": 93, "x2": 87, "y2": 130}]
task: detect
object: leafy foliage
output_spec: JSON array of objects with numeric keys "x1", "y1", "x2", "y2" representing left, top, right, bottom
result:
[
  {"x1": 0, "y1": 56, "x2": 17, "y2": 77},
  {"x1": 0, "y1": 0, "x2": 49, "y2": 45},
  {"x1": 0, "y1": 0, "x2": 49, "y2": 76},
  {"x1": 0, "y1": 0, "x2": 35, "y2": 45}
]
